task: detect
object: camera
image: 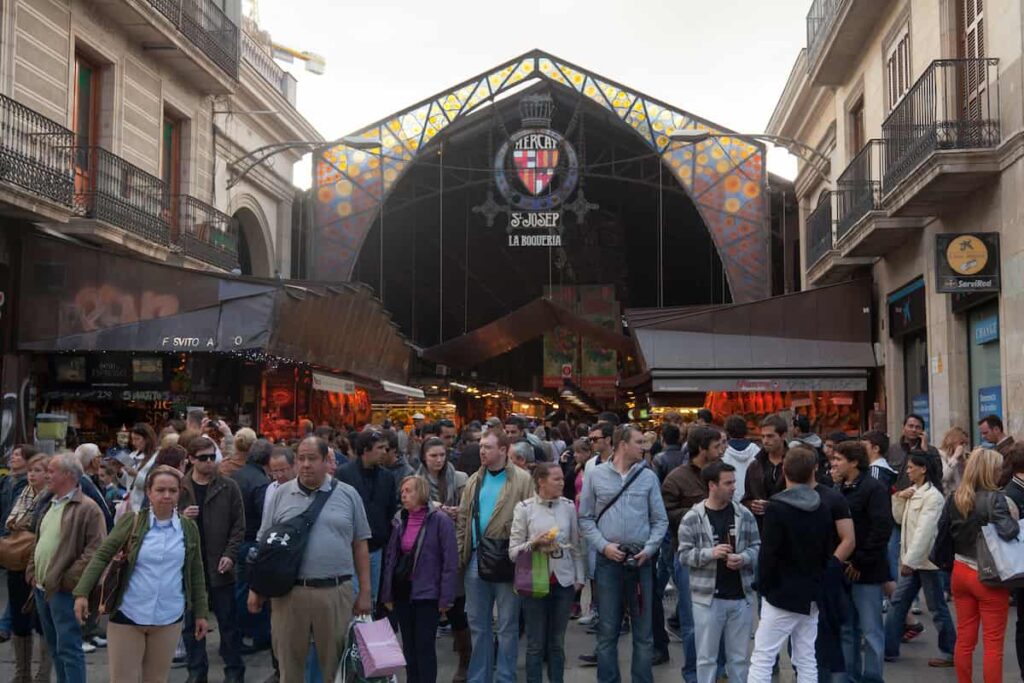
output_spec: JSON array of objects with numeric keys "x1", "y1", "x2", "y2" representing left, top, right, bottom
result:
[{"x1": 620, "y1": 543, "x2": 644, "y2": 568}]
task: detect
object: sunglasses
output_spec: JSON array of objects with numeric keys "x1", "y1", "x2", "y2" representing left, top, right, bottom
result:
[{"x1": 193, "y1": 453, "x2": 217, "y2": 462}]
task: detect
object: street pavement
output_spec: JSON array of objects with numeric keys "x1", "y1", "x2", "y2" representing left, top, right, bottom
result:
[{"x1": 0, "y1": 583, "x2": 1016, "y2": 681}]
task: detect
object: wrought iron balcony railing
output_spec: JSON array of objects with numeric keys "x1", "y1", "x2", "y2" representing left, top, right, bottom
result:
[
  {"x1": 147, "y1": 0, "x2": 239, "y2": 79},
  {"x1": 882, "y1": 58, "x2": 1000, "y2": 193},
  {"x1": 242, "y1": 32, "x2": 288, "y2": 99},
  {"x1": 174, "y1": 194, "x2": 239, "y2": 270},
  {"x1": 806, "y1": 0, "x2": 845, "y2": 67},
  {"x1": 0, "y1": 94, "x2": 74, "y2": 206},
  {"x1": 806, "y1": 192, "x2": 834, "y2": 267},
  {"x1": 835, "y1": 139, "x2": 884, "y2": 241},
  {"x1": 74, "y1": 147, "x2": 170, "y2": 245}
]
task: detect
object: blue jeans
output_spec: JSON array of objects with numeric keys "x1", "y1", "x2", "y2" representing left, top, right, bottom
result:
[
  {"x1": 595, "y1": 554, "x2": 653, "y2": 683},
  {"x1": 465, "y1": 553, "x2": 520, "y2": 683},
  {"x1": 236, "y1": 541, "x2": 271, "y2": 646},
  {"x1": 0, "y1": 599, "x2": 11, "y2": 632},
  {"x1": 886, "y1": 529, "x2": 901, "y2": 585},
  {"x1": 352, "y1": 548, "x2": 383, "y2": 606},
  {"x1": 692, "y1": 598, "x2": 752, "y2": 683},
  {"x1": 522, "y1": 583, "x2": 575, "y2": 683},
  {"x1": 673, "y1": 555, "x2": 698, "y2": 683},
  {"x1": 840, "y1": 583, "x2": 885, "y2": 683},
  {"x1": 884, "y1": 570, "x2": 955, "y2": 659},
  {"x1": 34, "y1": 588, "x2": 85, "y2": 683}
]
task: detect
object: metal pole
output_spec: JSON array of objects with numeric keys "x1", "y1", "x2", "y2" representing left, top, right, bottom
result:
[
  {"x1": 379, "y1": 149, "x2": 384, "y2": 301},
  {"x1": 658, "y1": 160, "x2": 664, "y2": 307},
  {"x1": 438, "y1": 142, "x2": 444, "y2": 344}
]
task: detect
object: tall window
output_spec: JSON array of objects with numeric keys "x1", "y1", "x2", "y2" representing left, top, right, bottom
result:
[
  {"x1": 849, "y1": 97, "x2": 865, "y2": 155},
  {"x1": 162, "y1": 115, "x2": 182, "y2": 233},
  {"x1": 73, "y1": 54, "x2": 99, "y2": 182},
  {"x1": 886, "y1": 25, "x2": 911, "y2": 111},
  {"x1": 961, "y1": 0, "x2": 986, "y2": 120}
]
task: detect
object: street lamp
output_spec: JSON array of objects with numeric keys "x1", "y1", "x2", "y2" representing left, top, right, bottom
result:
[{"x1": 342, "y1": 137, "x2": 386, "y2": 301}]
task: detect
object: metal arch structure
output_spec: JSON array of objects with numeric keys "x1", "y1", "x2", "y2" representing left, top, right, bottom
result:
[
  {"x1": 227, "y1": 141, "x2": 321, "y2": 189},
  {"x1": 313, "y1": 48, "x2": 771, "y2": 303}
]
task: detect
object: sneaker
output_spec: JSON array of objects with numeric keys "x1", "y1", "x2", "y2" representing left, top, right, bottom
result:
[
  {"x1": 652, "y1": 650, "x2": 670, "y2": 666},
  {"x1": 578, "y1": 610, "x2": 599, "y2": 626},
  {"x1": 578, "y1": 654, "x2": 598, "y2": 667},
  {"x1": 667, "y1": 624, "x2": 683, "y2": 642},
  {"x1": 81, "y1": 641, "x2": 96, "y2": 654},
  {"x1": 928, "y1": 658, "x2": 955, "y2": 668},
  {"x1": 90, "y1": 635, "x2": 108, "y2": 648},
  {"x1": 171, "y1": 655, "x2": 187, "y2": 669},
  {"x1": 569, "y1": 603, "x2": 582, "y2": 620},
  {"x1": 901, "y1": 623, "x2": 924, "y2": 642}
]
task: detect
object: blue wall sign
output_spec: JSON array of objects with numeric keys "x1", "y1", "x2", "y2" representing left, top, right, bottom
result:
[
  {"x1": 911, "y1": 394, "x2": 930, "y2": 432},
  {"x1": 974, "y1": 315, "x2": 999, "y2": 345},
  {"x1": 979, "y1": 385, "x2": 1002, "y2": 418}
]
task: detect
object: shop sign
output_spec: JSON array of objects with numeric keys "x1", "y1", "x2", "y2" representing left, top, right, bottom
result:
[
  {"x1": 91, "y1": 355, "x2": 131, "y2": 385},
  {"x1": 979, "y1": 385, "x2": 1002, "y2": 417},
  {"x1": 312, "y1": 372, "x2": 355, "y2": 395},
  {"x1": 480, "y1": 94, "x2": 597, "y2": 248},
  {"x1": 974, "y1": 315, "x2": 999, "y2": 345},
  {"x1": 936, "y1": 233, "x2": 1000, "y2": 293},
  {"x1": 887, "y1": 278, "x2": 926, "y2": 338},
  {"x1": 911, "y1": 393, "x2": 930, "y2": 432}
]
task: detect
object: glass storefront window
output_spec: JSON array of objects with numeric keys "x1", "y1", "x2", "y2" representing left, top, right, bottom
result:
[
  {"x1": 969, "y1": 301, "x2": 1002, "y2": 444},
  {"x1": 903, "y1": 329, "x2": 929, "y2": 431}
]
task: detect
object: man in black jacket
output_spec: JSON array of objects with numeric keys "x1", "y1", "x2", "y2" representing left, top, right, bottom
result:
[
  {"x1": 652, "y1": 423, "x2": 686, "y2": 483},
  {"x1": 229, "y1": 438, "x2": 272, "y2": 653},
  {"x1": 831, "y1": 440, "x2": 892, "y2": 683},
  {"x1": 749, "y1": 446, "x2": 834, "y2": 682},
  {"x1": 337, "y1": 430, "x2": 398, "y2": 608}
]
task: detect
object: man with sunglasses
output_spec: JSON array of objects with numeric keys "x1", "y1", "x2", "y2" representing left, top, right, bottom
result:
[{"x1": 179, "y1": 435, "x2": 246, "y2": 683}]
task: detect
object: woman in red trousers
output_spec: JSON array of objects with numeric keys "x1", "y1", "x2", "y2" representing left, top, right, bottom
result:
[{"x1": 947, "y1": 448, "x2": 1020, "y2": 682}]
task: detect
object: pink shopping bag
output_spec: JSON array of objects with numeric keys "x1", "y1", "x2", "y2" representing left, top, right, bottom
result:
[{"x1": 354, "y1": 618, "x2": 406, "y2": 677}]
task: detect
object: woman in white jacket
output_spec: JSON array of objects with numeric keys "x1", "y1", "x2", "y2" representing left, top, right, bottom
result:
[
  {"x1": 509, "y1": 463, "x2": 585, "y2": 683},
  {"x1": 883, "y1": 452, "x2": 956, "y2": 667}
]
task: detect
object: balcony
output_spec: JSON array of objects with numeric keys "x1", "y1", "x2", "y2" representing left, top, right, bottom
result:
[
  {"x1": 833, "y1": 139, "x2": 930, "y2": 257},
  {"x1": 805, "y1": 191, "x2": 873, "y2": 285},
  {"x1": 806, "y1": 192, "x2": 834, "y2": 269},
  {"x1": 882, "y1": 58, "x2": 1001, "y2": 216},
  {"x1": 91, "y1": 0, "x2": 238, "y2": 93},
  {"x1": 0, "y1": 94, "x2": 74, "y2": 220},
  {"x1": 805, "y1": 0, "x2": 889, "y2": 85},
  {"x1": 174, "y1": 194, "x2": 239, "y2": 270},
  {"x1": 242, "y1": 32, "x2": 293, "y2": 104},
  {"x1": 71, "y1": 147, "x2": 171, "y2": 248}
]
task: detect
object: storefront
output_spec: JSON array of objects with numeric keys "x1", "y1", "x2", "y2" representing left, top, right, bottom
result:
[
  {"x1": 887, "y1": 277, "x2": 929, "y2": 430},
  {"x1": 966, "y1": 298, "x2": 1002, "y2": 440},
  {"x1": 16, "y1": 234, "x2": 414, "y2": 445},
  {"x1": 628, "y1": 279, "x2": 877, "y2": 435}
]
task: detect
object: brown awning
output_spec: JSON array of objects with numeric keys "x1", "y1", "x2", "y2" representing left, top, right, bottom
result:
[
  {"x1": 626, "y1": 279, "x2": 876, "y2": 392},
  {"x1": 422, "y1": 297, "x2": 632, "y2": 369},
  {"x1": 19, "y1": 233, "x2": 413, "y2": 383}
]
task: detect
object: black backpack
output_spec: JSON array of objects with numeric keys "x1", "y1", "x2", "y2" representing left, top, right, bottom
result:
[{"x1": 249, "y1": 480, "x2": 336, "y2": 598}]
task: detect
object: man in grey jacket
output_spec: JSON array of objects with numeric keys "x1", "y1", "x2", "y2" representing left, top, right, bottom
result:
[
  {"x1": 678, "y1": 461, "x2": 760, "y2": 683},
  {"x1": 579, "y1": 424, "x2": 669, "y2": 683}
]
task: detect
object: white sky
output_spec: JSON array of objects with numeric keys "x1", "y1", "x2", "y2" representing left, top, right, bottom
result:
[{"x1": 255, "y1": 0, "x2": 810, "y2": 187}]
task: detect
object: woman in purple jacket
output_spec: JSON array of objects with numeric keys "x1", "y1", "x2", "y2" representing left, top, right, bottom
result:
[{"x1": 382, "y1": 475, "x2": 459, "y2": 683}]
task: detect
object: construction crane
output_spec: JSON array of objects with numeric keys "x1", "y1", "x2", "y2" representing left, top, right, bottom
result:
[{"x1": 244, "y1": 0, "x2": 326, "y2": 75}]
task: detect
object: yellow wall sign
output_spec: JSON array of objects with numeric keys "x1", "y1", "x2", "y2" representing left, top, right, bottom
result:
[{"x1": 945, "y1": 235, "x2": 989, "y2": 275}]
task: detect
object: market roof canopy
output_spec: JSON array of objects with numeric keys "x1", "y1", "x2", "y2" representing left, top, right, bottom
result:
[
  {"x1": 626, "y1": 279, "x2": 876, "y2": 392},
  {"x1": 19, "y1": 234, "x2": 413, "y2": 384},
  {"x1": 422, "y1": 297, "x2": 632, "y2": 369}
]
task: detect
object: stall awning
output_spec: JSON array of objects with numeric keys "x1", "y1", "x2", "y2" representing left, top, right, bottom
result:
[
  {"x1": 380, "y1": 380, "x2": 425, "y2": 399},
  {"x1": 18, "y1": 234, "x2": 414, "y2": 384},
  {"x1": 626, "y1": 279, "x2": 876, "y2": 392},
  {"x1": 422, "y1": 297, "x2": 632, "y2": 368}
]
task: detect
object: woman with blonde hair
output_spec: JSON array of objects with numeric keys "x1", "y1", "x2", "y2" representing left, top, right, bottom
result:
[
  {"x1": 946, "y1": 448, "x2": 1020, "y2": 682},
  {"x1": 940, "y1": 427, "x2": 971, "y2": 493}
]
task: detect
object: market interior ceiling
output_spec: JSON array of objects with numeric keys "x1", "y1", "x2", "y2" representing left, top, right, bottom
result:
[{"x1": 349, "y1": 83, "x2": 730, "y2": 389}]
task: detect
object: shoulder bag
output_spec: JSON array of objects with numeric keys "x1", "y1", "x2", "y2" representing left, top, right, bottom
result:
[
  {"x1": 250, "y1": 480, "x2": 337, "y2": 598},
  {"x1": 473, "y1": 479, "x2": 515, "y2": 583},
  {"x1": 976, "y1": 491, "x2": 1024, "y2": 588},
  {"x1": 96, "y1": 512, "x2": 147, "y2": 614},
  {"x1": 0, "y1": 530, "x2": 35, "y2": 572}
]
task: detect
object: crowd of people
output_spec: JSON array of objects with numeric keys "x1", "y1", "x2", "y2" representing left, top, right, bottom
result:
[{"x1": 0, "y1": 408, "x2": 1022, "y2": 683}]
